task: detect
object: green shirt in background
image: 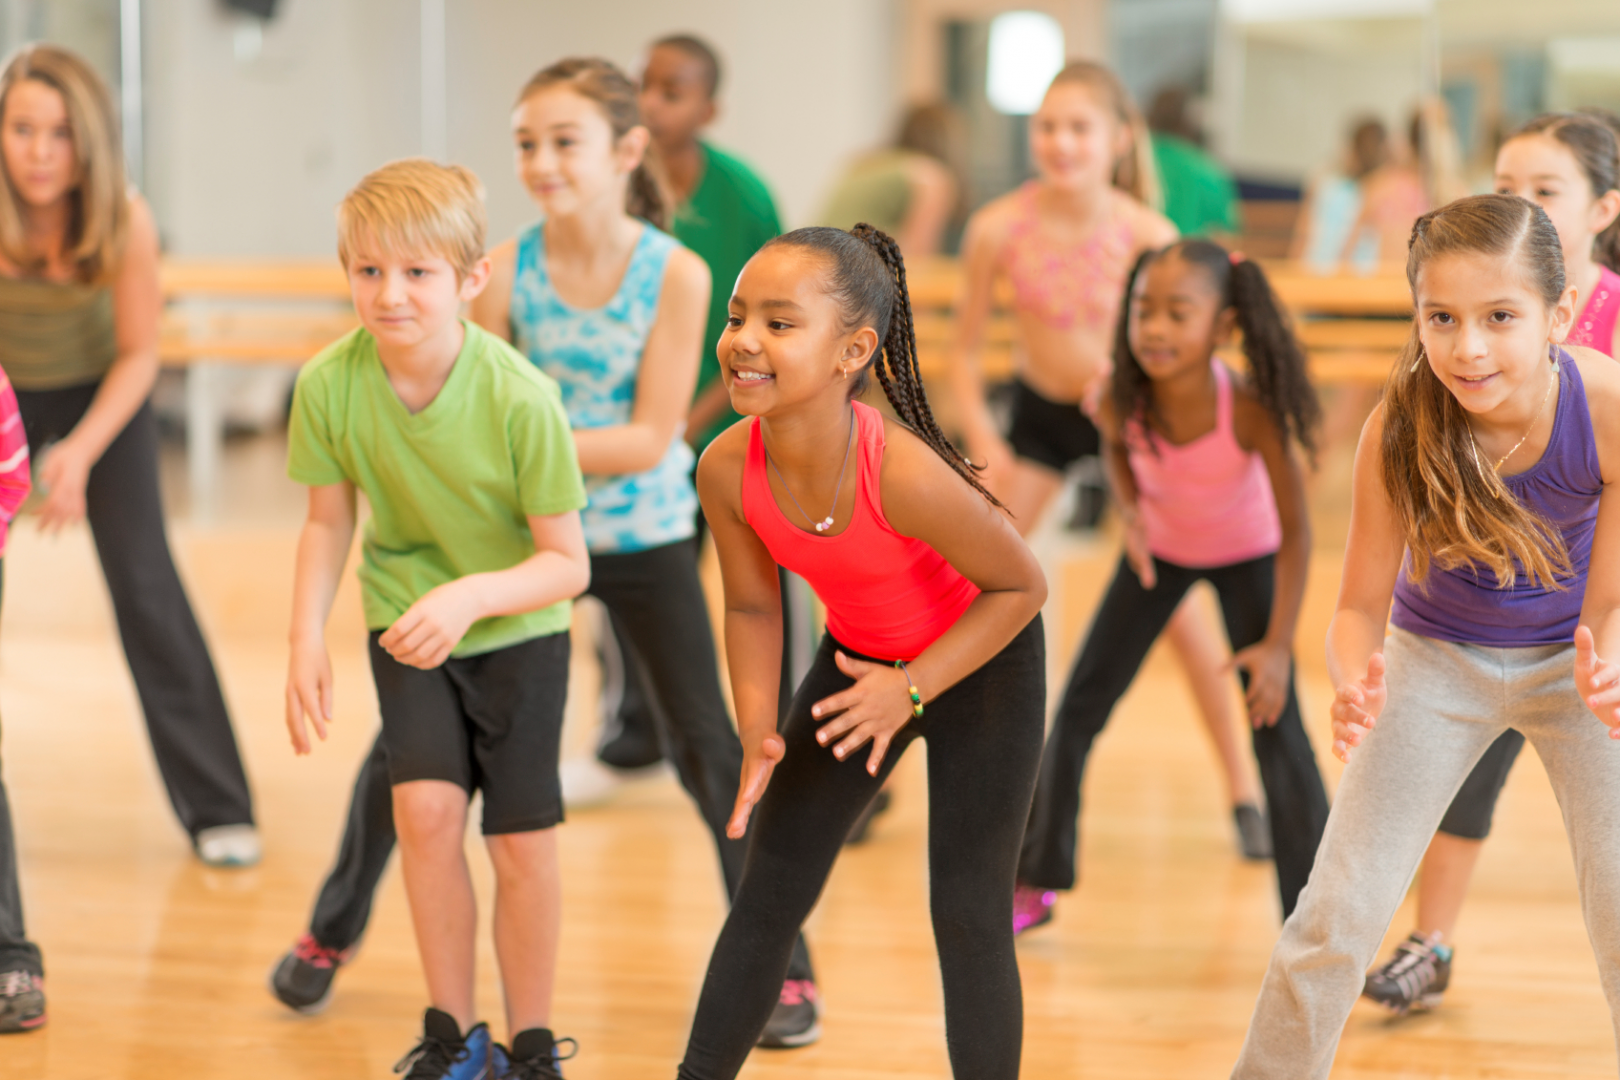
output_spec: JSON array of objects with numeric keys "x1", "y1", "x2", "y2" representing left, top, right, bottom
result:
[
  {"x1": 672, "y1": 141, "x2": 782, "y2": 451},
  {"x1": 817, "y1": 149, "x2": 915, "y2": 237},
  {"x1": 287, "y1": 320, "x2": 587, "y2": 657},
  {"x1": 1151, "y1": 133, "x2": 1241, "y2": 239}
]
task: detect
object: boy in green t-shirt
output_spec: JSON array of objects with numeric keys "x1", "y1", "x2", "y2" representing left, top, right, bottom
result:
[{"x1": 283, "y1": 159, "x2": 589, "y2": 1079}]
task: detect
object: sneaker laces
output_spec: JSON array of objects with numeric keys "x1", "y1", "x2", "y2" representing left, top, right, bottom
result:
[
  {"x1": 393, "y1": 1034, "x2": 468, "y2": 1077},
  {"x1": 1379, "y1": 937, "x2": 1440, "y2": 1001},
  {"x1": 778, "y1": 979, "x2": 819, "y2": 1007},
  {"x1": 292, "y1": 934, "x2": 352, "y2": 970},
  {"x1": 0, "y1": 970, "x2": 35, "y2": 997},
  {"x1": 503, "y1": 1037, "x2": 577, "y2": 1080}
]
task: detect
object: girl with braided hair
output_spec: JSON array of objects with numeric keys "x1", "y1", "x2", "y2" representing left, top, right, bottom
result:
[
  {"x1": 1015, "y1": 239, "x2": 1330, "y2": 932},
  {"x1": 676, "y1": 223, "x2": 1047, "y2": 1079}
]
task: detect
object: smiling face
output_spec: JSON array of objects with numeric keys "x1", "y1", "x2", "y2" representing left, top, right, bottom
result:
[
  {"x1": 1, "y1": 78, "x2": 77, "y2": 209},
  {"x1": 512, "y1": 86, "x2": 645, "y2": 220},
  {"x1": 718, "y1": 245, "x2": 878, "y2": 416},
  {"x1": 1029, "y1": 81, "x2": 1127, "y2": 193},
  {"x1": 636, "y1": 45, "x2": 715, "y2": 153},
  {"x1": 345, "y1": 237, "x2": 485, "y2": 354},
  {"x1": 1414, "y1": 249, "x2": 1576, "y2": 417},
  {"x1": 1127, "y1": 252, "x2": 1232, "y2": 382},
  {"x1": 1495, "y1": 133, "x2": 1620, "y2": 278}
]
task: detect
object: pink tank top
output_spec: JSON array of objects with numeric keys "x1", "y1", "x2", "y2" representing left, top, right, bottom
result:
[
  {"x1": 1569, "y1": 265, "x2": 1620, "y2": 356},
  {"x1": 742, "y1": 402, "x2": 980, "y2": 661},
  {"x1": 1000, "y1": 182, "x2": 1136, "y2": 331},
  {"x1": 1125, "y1": 362, "x2": 1282, "y2": 568}
]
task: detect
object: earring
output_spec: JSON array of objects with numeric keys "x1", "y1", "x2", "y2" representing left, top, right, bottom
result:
[
  {"x1": 1550, "y1": 341, "x2": 1560, "y2": 368},
  {"x1": 1410, "y1": 344, "x2": 1426, "y2": 374},
  {"x1": 842, "y1": 367, "x2": 849, "y2": 380}
]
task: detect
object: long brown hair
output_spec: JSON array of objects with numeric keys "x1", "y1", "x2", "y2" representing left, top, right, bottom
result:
[
  {"x1": 0, "y1": 44, "x2": 128, "y2": 282},
  {"x1": 1045, "y1": 61, "x2": 1161, "y2": 210},
  {"x1": 518, "y1": 58, "x2": 672, "y2": 231},
  {"x1": 1506, "y1": 111, "x2": 1620, "y2": 272},
  {"x1": 1382, "y1": 193, "x2": 1570, "y2": 589}
]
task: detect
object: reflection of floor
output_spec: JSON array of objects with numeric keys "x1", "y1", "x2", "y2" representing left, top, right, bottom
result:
[{"x1": 0, "y1": 431, "x2": 1611, "y2": 1078}]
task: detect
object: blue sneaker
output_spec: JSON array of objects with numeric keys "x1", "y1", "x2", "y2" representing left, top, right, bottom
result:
[
  {"x1": 492, "y1": 1028, "x2": 577, "y2": 1079},
  {"x1": 394, "y1": 1008, "x2": 491, "y2": 1079}
]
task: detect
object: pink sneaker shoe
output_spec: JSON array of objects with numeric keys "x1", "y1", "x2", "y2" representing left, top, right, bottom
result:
[{"x1": 1012, "y1": 884, "x2": 1056, "y2": 936}]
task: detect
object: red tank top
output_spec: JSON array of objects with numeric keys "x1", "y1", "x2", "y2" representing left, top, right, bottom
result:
[{"x1": 742, "y1": 402, "x2": 980, "y2": 661}]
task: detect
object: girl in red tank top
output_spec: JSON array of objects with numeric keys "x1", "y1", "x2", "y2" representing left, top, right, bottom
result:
[{"x1": 676, "y1": 225, "x2": 1047, "y2": 1080}]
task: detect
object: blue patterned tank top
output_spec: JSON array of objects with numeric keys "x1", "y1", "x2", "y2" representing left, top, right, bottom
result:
[{"x1": 509, "y1": 222, "x2": 696, "y2": 554}]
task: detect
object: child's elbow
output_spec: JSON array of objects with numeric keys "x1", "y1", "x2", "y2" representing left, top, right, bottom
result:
[
  {"x1": 567, "y1": 553, "x2": 592, "y2": 599},
  {"x1": 1024, "y1": 567, "x2": 1050, "y2": 613}
]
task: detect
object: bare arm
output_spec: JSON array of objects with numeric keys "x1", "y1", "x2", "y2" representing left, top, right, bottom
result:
[
  {"x1": 37, "y1": 195, "x2": 162, "y2": 532},
  {"x1": 572, "y1": 247, "x2": 710, "y2": 475},
  {"x1": 285, "y1": 482, "x2": 359, "y2": 754},
  {"x1": 948, "y1": 206, "x2": 1012, "y2": 469},
  {"x1": 1571, "y1": 352, "x2": 1620, "y2": 729},
  {"x1": 893, "y1": 155, "x2": 957, "y2": 260},
  {"x1": 685, "y1": 376, "x2": 734, "y2": 450},
  {"x1": 1095, "y1": 395, "x2": 1157, "y2": 589}
]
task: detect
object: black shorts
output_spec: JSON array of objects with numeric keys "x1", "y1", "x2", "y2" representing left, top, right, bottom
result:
[
  {"x1": 1006, "y1": 377, "x2": 1101, "y2": 472},
  {"x1": 1436, "y1": 728, "x2": 1524, "y2": 840},
  {"x1": 368, "y1": 630, "x2": 570, "y2": 835}
]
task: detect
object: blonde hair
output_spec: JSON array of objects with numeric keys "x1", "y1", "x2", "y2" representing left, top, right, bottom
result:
[
  {"x1": 1046, "y1": 61, "x2": 1161, "y2": 211},
  {"x1": 1382, "y1": 193, "x2": 1570, "y2": 589},
  {"x1": 0, "y1": 45, "x2": 128, "y2": 283},
  {"x1": 336, "y1": 158, "x2": 487, "y2": 278},
  {"x1": 517, "y1": 57, "x2": 672, "y2": 231}
]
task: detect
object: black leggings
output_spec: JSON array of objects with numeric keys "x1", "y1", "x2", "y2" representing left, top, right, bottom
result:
[
  {"x1": 1019, "y1": 555, "x2": 1330, "y2": 918},
  {"x1": 678, "y1": 617, "x2": 1046, "y2": 1080},
  {"x1": 14, "y1": 383, "x2": 252, "y2": 836},
  {"x1": 304, "y1": 539, "x2": 811, "y2": 979}
]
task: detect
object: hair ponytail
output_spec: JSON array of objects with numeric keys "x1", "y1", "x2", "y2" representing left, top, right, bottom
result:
[
  {"x1": 518, "y1": 57, "x2": 673, "y2": 231},
  {"x1": 761, "y1": 224, "x2": 1003, "y2": 509},
  {"x1": 1382, "y1": 194, "x2": 1570, "y2": 589},
  {"x1": 1111, "y1": 239, "x2": 1319, "y2": 461},
  {"x1": 1047, "y1": 61, "x2": 1162, "y2": 210}
]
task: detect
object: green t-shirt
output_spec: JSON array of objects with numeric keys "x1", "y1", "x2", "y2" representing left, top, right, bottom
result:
[
  {"x1": 287, "y1": 320, "x2": 587, "y2": 657},
  {"x1": 672, "y1": 141, "x2": 782, "y2": 450},
  {"x1": 817, "y1": 149, "x2": 914, "y2": 237},
  {"x1": 1152, "y1": 133, "x2": 1240, "y2": 238}
]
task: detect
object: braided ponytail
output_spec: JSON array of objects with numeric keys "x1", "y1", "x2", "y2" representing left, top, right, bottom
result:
[{"x1": 762, "y1": 224, "x2": 1003, "y2": 509}]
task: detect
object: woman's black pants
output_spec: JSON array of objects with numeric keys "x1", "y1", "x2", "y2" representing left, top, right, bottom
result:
[
  {"x1": 14, "y1": 383, "x2": 253, "y2": 838},
  {"x1": 302, "y1": 539, "x2": 812, "y2": 980},
  {"x1": 1018, "y1": 555, "x2": 1329, "y2": 918},
  {"x1": 677, "y1": 617, "x2": 1046, "y2": 1080}
]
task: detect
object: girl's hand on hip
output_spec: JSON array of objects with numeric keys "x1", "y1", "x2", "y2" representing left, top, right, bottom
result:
[
  {"x1": 810, "y1": 651, "x2": 915, "y2": 776},
  {"x1": 1122, "y1": 513, "x2": 1156, "y2": 589},
  {"x1": 1231, "y1": 638, "x2": 1292, "y2": 728},
  {"x1": 36, "y1": 438, "x2": 93, "y2": 533},
  {"x1": 379, "y1": 580, "x2": 480, "y2": 669},
  {"x1": 1574, "y1": 626, "x2": 1620, "y2": 737},
  {"x1": 727, "y1": 733, "x2": 785, "y2": 839},
  {"x1": 285, "y1": 637, "x2": 334, "y2": 755},
  {"x1": 1330, "y1": 651, "x2": 1386, "y2": 763}
]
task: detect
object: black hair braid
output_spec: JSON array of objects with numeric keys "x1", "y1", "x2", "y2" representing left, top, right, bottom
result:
[
  {"x1": 849, "y1": 223, "x2": 1005, "y2": 509},
  {"x1": 1109, "y1": 249, "x2": 1161, "y2": 447},
  {"x1": 1227, "y1": 259, "x2": 1321, "y2": 462}
]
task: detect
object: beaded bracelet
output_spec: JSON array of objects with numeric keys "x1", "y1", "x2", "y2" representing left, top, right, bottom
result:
[{"x1": 894, "y1": 659, "x2": 924, "y2": 718}]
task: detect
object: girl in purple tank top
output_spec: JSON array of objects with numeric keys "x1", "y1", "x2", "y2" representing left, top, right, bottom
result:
[
  {"x1": 1234, "y1": 194, "x2": 1620, "y2": 1080},
  {"x1": 1015, "y1": 239, "x2": 1330, "y2": 932},
  {"x1": 1363, "y1": 110, "x2": 1620, "y2": 1018}
]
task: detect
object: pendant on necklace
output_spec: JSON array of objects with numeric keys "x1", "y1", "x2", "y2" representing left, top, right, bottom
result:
[{"x1": 816, "y1": 516, "x2": 833, "y2": 532}]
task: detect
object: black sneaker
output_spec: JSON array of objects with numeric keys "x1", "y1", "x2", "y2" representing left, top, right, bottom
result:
[
  {"x1": 269, "y1": 933, "x2": 354, "y2": 1014},
  {"x1": 845, "y1": 789, "x2": 893, "y2": 846},
  {"x1": 0, "y1": 969, "x2": 45, "y2": 1033},
  {"x1": 493, "y1": 1027, "x2": 579, "y2": 1079},
  {"x1": 757, "y1": 978, "x2": 821, "y2": 1049},
  {"x1": 1363, "y1": 933, "x2": 1452, "y2": 1015},
  {"x1": 394, "y1": 1008, "x2": 491, "y2": 1079},
  {"x1": 1234, "y1": 803, "x2": 1272, "y2": 861}
]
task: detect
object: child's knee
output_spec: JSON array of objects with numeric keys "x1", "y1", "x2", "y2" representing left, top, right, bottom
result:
[
  {"x1": 392, "y1": 779, "x2": 468, "y2": 842},
  {"x1": 485, "y1": 828, "x2": 558, "y2": 880}
]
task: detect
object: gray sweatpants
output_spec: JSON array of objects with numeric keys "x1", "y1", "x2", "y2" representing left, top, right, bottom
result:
[{"x1": 1233, "y1": 628, "x2": 1620, "y2": 1079}]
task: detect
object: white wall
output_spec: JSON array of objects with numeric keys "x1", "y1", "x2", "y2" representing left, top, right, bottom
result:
[{"x1": 142, "y1": 0, "x2": 900, "y2": 257}]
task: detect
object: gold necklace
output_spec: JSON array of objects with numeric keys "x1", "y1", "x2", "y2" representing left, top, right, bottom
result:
[{"x1": 1468, "y1": 358, "x2": 1558, "y2": 477}]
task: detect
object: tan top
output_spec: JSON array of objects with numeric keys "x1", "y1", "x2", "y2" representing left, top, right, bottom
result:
[{"x1": 0, "y1": 274, "x2": 116, "y2": 390}]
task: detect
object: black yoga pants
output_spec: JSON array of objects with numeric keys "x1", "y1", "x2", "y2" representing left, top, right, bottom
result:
[
  {"x1": 305, "y1": 539, "x2": 812, "y2": 981},
  {"x1": 678, "y1": 617, "x2": 1046, "y2": 1080},
  {"x1": 14, "y1": 382, "x2": 253, "y2": 837},
  {"x1": 1019, "y1": 554, "x2": 1330, "y2": 919}
]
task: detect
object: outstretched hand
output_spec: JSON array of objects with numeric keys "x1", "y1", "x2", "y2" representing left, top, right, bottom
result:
[
  {"x1": 809, "y1": 651, "x2": 917, "y2": 776},
  {"x1": 726, "y1": 733, "x2": 785, "y2": 839},
  {"x1": 1575, "y1": 626, "x2": 1620, "y2": 738},
  {"x1": 1330, "y1": 651, "x2": 1386, "y2": 763}
]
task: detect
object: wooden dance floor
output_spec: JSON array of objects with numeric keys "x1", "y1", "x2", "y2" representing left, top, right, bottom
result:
[{"x1": 1, "y1": 435, "x2": 1613, "y2": 1079}]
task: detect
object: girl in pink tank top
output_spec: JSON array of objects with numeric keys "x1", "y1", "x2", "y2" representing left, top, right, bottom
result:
[
  {"x1": 677, "y1": 225, "x2": 1047, "y2": 1080},
  {"x1": 1016, "y1": 239, "x2": 1330, "y2": 933}
]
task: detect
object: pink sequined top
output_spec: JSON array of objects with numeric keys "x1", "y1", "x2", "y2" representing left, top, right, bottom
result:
[
  {"x1": 0, "y1": 367, "x2": 30, "y2": 557},
  {"x1": 1569, "y1": 265, "x2": 1620, "y2": 357},
  {"x1": 1124, "y1": 362, "x2": 1281, "y2": 569},
  {"x1": 1000, "y1": 182, "x2": 1136, "y2": 331}
]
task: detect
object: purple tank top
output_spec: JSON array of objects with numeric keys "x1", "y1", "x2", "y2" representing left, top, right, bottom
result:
[{"x1": 1391, "y1": 352, "x2": 1602, "y2": 647}]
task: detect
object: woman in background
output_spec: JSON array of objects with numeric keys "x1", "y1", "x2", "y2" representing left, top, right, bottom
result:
[{"x1": 817, "y1": 103, "x2": 965, "y2": 259}]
